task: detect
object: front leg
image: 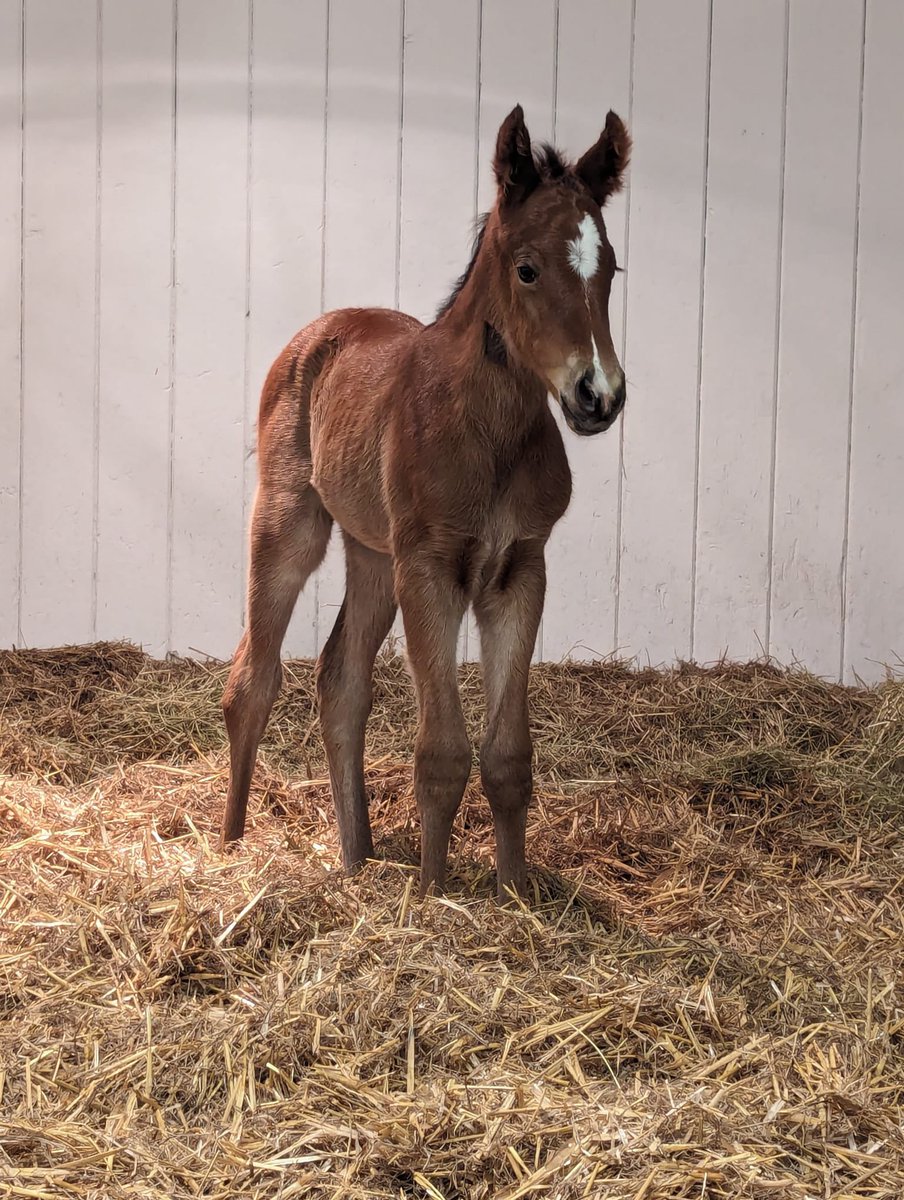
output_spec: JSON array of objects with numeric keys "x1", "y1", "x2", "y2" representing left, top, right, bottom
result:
[
  {"x1": 395, "y1": 547, "x2": 470, "y2": 897},
  {"x1": 473, "y1": 538, "x2": 546, "y2": 901}
]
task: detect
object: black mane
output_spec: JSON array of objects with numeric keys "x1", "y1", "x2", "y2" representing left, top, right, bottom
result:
[
  {"x1": 433, "y1": 145, "x2": 580, "y2": 321},
  {"x1": 435, "y1": 213, "x2": 489, "y2": 320}
]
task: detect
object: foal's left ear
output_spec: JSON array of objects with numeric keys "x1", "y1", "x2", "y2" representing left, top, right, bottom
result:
[{"x1": 575, "y1": 110, "x2": 632, "y2": 206}]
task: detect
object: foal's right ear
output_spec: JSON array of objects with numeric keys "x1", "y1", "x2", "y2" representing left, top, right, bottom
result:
[
  {"x1": 494, "y1": 104, "x2": 540, "y2": 205},
  {"x1": 575, "y1": 110, "x2": 632, "y2": 206}
]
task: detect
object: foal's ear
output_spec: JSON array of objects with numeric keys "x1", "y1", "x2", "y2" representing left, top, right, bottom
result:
[
  {"x1": 575, "y1": 110, "x2": 631, "y2": 206},
  {"x1": 494, "y1": 104, "x2": 540, "y2": 204}
]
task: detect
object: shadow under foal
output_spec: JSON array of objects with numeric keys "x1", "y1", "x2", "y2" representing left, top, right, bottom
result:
[{"x1": 221, "y1": 104, "x2": 631, "y2": 900}]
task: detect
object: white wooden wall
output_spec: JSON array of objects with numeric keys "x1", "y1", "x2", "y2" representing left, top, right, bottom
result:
[{"x1": 1, "y1": 0, "x2": 902, "y2": 683}]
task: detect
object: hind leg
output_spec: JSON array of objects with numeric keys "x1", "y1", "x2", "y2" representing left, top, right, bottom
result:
[
  {"x1": 221, "y1": 484, "x2": 332, "y2": 845},
  {"x1": 316, "y1": 535, "x2": 397, "y2": 869}
]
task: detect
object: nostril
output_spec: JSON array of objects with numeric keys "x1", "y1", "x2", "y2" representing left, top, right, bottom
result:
[
  {"x1": 576, "y1": 370, "x2": 598, "y2": 414},
  {"x1": 612, "y1": 381, "x2": 626, "y2": 412}
]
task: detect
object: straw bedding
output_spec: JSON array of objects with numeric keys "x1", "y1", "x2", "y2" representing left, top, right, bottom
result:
[{"x1": 0, "y1": 643, "x2": 902, "y2": 1198}]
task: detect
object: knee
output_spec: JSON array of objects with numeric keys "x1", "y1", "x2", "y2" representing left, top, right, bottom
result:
[
  {"x1": 316, "y1": 646, "x2": 373, "y2": 737},
  {"x1": 314, "y1": 648, "x2": 332, "y2": 707},
  {"x1": 222, "y1": 646, "x2": 281, "y2": 727},
  {"x1": 480, "y1": 736, "x2": 532, "y2": 809},
  {"x1": 314, "y1": 637, "x2": 339, "y2": 707},
  {"x1": 415, "y1": 733, "x2": 472, "y2": 806}
]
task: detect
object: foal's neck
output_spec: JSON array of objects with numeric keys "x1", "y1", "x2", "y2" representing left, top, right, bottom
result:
[{"x1": 432, "y1": 245, "x2": 548, "y2": 445}]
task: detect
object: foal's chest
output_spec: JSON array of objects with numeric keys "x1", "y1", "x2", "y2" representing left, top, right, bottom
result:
[
  {"x1": 482, "y1": 425, "x2": 572, "y2": 544},
  {"x1": 489, "y1": 422, "x2": 566, "y2": 530}
]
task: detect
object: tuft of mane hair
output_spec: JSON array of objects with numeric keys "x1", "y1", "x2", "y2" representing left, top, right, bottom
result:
[
  {"x1": 435, "y1": 213, "x2": 489, "y2": 320},
  {"x1": 535, "y1": 143, "x2": 572, "y2": 181},
  {"x1": 539, "y1": 145, "x2": 586, "y2": 194}
]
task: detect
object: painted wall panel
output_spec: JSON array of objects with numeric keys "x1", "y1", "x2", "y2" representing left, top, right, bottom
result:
[
  {"x1": 170, "y1": 0, "x2": 250, "y2": 659},
  {"x1": 95, "y1": 1, "x2": 174, "y2": 656},
  {"x1": 397, "y1": 0, "x2": 479, "y2": 326},
  {"x1": 693, "y1": 0, "x2": 786, "y2": 664},
  {"x1": 844, "y1": 0, "x2": 904, "y2": 683},
  {"x1": 618, "y1": 0, "x2": 711, "y2": 665},
  {"x1": 476, "y1": 0, "x2": 556, "y2": 215},
  {"x1": 0, "y1": 1, "x2": 22, "y2": 648},
  {"x1": 20, "y1": 0, "x2": 98, "y2": 646},
  {"x1": 769, "y1": 0, "x2": 864, "y2": 676}
]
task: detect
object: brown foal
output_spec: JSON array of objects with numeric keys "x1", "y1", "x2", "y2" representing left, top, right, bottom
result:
[{"x1": 221, "y1": 105, "x2": 631, "y2": 900}]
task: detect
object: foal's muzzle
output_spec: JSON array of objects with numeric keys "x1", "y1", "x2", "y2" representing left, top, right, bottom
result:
[{"x1": 563, "y1": 368, "x2": 626, "y2": 436}]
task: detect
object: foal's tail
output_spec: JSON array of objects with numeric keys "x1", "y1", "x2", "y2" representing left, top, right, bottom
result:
[
  {"x1": 254, "y1": 305, "x2": 419, "y2": 483},
  {"x1": 255, "y1": 317, "x2": 340, "y2": 480}
]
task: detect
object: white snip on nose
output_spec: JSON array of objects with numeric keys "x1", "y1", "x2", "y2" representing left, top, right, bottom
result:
[{"x1": 566, "y1": 212, "x2": 601, "y2": 281}]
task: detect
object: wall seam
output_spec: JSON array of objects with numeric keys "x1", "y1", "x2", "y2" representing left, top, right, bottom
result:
[
  {"x1": 551, "y1": 0, "x2": 559, "y2": 140},
  {"x1": 839, "y1": 0, "x2": 868, "y2": 684},
  {"x1": 240, "y1": 0, "x2": 255, "y2": 636},
  {"x1": 462, "y1": 0, "x2": 483, "y2": 662},
  {"x1": 613, "y1": 0, "x2": 637, "y2": 658},
  {"x1": 91, "y1": 0, "x2": 103, "y2": 639},
  {"x1": 538, "y1": 0, "x2": 560, "y2": 663},
  {"x1": 164, "y1": 0, "x2": 178, "y2": 655},
  {"x1": 393, "y1": 0, "x2": 406, "y2": 310},
  {"x1": 688, "y1": 0, "x2": 714, "y2": 663},
  {"x1": 315, "y1": 0, "x2": 331, "y2": 655},
  {"x1": 16, "y1": 0, "x2": 25, "y2": 647},
  {"x1": 765, "y1": 0, "x2": 791, "y2": 661}
]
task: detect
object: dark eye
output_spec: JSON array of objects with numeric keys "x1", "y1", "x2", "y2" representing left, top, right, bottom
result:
[{"x1": 516, "y1": 263, "x2": 538, "y2": 284}]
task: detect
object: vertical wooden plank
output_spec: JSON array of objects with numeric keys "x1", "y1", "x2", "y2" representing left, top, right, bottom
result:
[
  {"x1": 769, "y1": 0, "x2": 863, "y2": 676},
  {"x1": 0, "y1": 1, "x2": 22, "y2": 648},
  {"x1": 476, "y1": 0, "x2": 556, "y2": 214},
  {"x1": 542, "y1": 0, "x2": 632, "y2": 662},
  {"x1": 844, "y1": 0, "x2": 904, "y2": 683},
  {"x1": 317, "y1": 0, "x2": 402, "y2": 651},
  {"x1": 170, "y1": 0, "x2": 250, "y2": 658},
  {"x1": 692, "y1": 0, "x2": 786, "y2": 664},
  {"x1": 248, "y1": 0, "x2": 328, "y2": 660},
  {"x1": 19, "y1": 0, "x2": 98, "y2": 646},
  {"x1": 617, "y1": 0, "x2": 711, "y2": 666},
  {"x1": 95, "y1": 1, "x2": 174, "y2": 656},
  {"x1": 472, "y1": 0, "x2": 556, "y2": 660},
  {"x1": 397, "y1": 0, "x2": 478, "y2": 325}
]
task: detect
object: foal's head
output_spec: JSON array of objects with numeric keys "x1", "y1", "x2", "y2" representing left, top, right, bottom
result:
[{"x1": 484, "y1": 105, "x2": 631, "y2": 435}]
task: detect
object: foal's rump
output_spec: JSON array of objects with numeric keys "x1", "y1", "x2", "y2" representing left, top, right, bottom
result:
[{"x1": 259, "y1": 305, "x2": 418, "y2": 429}]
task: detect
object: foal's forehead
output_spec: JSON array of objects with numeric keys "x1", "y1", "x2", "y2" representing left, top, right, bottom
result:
[
  {"x1": 527, "y1": 192, "x2": 608, "y2": 274},
  {"x1": 566, "y1": 211, "x2": 603, "y2": 282}
]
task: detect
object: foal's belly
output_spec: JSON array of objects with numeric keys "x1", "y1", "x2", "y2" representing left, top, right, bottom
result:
[{"x1": 311, "y1": 434, "x2": 391, "y2": 555}]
